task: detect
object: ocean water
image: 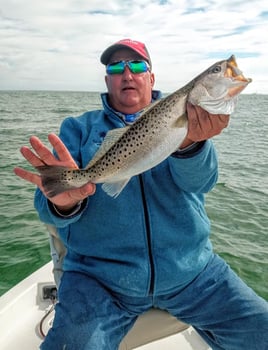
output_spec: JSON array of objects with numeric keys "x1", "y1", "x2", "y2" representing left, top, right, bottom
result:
[{"x1": 0, "y1": 91, "x2": 267, "y2": 300}]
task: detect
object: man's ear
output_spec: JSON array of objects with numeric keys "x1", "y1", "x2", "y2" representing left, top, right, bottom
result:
[{"x1": 150, "y1": 72, "x2": 155, "y2": 87}]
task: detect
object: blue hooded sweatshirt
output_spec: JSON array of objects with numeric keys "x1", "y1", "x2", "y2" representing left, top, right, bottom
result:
[{"x1": 34, "y1": 91, "x2": 218, "y2": 297}]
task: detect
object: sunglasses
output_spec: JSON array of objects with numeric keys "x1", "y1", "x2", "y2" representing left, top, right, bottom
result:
[{"x1": 106, "y1": 60, "x2": 150, "y2": 75}]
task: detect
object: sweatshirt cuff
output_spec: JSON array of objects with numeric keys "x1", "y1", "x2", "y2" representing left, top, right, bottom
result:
[
  {"x1": 172, "y1": 141, "x2": 206, "y2": 159},
  {"x1": 48, "y1": 199, "x2": 87, "y2": 219}
]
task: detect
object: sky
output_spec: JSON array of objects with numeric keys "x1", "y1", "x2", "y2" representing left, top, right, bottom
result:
[{"x1": 0, "y1": 0, "x2": 267, "y2": 94}]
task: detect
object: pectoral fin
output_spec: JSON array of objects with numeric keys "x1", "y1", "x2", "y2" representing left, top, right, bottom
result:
[{"x1": 101, "y1": 178, "x2": 131, "y2": 198}]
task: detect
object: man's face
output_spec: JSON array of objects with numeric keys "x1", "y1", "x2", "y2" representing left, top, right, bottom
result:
[{"x1": 105, "y1": 49, "x2": 155, "y2": 114}]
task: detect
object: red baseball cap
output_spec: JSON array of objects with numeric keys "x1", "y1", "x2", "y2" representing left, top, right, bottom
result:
[{"x1": 100, "y1": 38, "x2": 152, "y2": 67}]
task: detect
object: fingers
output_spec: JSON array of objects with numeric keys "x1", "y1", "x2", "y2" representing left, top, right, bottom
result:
[
  {"x1": 186, "y1": 104, "x2": 207, "y2": 141},
  {"x1": 186, "y1": 103, "x2": 230, "y2": 142},
  {"x1": 14, "y1": 134, "x2": 96, "y2": 208},
  {"x1": 48, "y1": 133, "x2": 78, "y2": 168},
  {"x1": 20, "y1": 145, "x2": 46, "y2": 167},
  {"x1": 29, "y1": 135, "x2": 58, "y2": 166},
  {"x1": 66, "y1": 183, "x2": 96, "y2": 201},
  {"x1": 14, "y1": 167, "x2": 42, "y2": 187},
  {"x1": 18, "y1": 134, "x2": 78, "y2": 169},
  {"x1": 208, "y1": 112, "x2": 230, "y2": 135},
  {"x1": 14, "y1": 165, "x2": 96, "y2": 208},
  {"x1": 218, "y1": 114, "x2": 230, "y2": 127},
  {"x1": 47, "y1": 183, "x2": 96, "y2": 209}
]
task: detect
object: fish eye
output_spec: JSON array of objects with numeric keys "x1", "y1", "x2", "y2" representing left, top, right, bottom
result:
[{"x1": 210, "y1": 65, "x2": 221, "y2": 74}]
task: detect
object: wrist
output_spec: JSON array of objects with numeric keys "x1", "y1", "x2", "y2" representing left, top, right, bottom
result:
[
  {"x1": 51, "y1": 200, "x2": 84, "y2": 218},
  {"x1": 172, "y1": 141, "x2": 206, "y2": 158},
  {"x1": 180, "y1": 137, "x2": 194, "y2": 149},
  {"x1": 54, "y1": 201, "x2": 83, "y2": 213}
]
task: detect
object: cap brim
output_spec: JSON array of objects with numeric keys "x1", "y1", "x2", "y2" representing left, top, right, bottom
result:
[
  {"x1": 100, "y1": 43, "x2": 151, "y2": 67},
  {"x1": 100, "y1": 44, "x2": 130, "y2": 65}
]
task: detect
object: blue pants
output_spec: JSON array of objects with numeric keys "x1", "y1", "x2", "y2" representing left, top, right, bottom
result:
[{"x1": 40, "y1": 254, "x2": 268, "y2": 350}]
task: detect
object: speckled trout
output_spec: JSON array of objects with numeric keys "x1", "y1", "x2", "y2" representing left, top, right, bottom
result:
[{"x1": 36, "y1": 55, "x2": 251, "y2": 198}]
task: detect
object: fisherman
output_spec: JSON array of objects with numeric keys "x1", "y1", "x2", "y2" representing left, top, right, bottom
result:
[{"x1": 15, "y1": 39, "x2": 268, "y2": 350}]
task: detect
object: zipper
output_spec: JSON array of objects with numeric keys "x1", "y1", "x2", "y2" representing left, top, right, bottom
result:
[{"x1": 139, "y1": 174, "x2": 155, "y2": 295}]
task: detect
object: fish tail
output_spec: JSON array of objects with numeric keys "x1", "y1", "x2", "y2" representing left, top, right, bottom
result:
[{"x1": 36, "y1": 165, "x2": 78, "y2": 197}]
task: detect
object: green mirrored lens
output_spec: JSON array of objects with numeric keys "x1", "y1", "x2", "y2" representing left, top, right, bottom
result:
[
  {"x1": 106, "y1": 60, "x2": 149, "y2": 75},
  {"x1": 128, "y1": 61, "x2": 148, "y2": 73},
  {"x1": 106, "y1": 61, "x2": 125, "y2": 74}
]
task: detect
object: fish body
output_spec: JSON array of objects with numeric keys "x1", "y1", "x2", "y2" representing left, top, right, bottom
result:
[{"x1": 37, "y1": 55, "x2": 251, "y2": 198}]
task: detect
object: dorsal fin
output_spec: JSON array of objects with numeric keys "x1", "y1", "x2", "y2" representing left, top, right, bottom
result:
[
  {"x1": 85, "y1": 126, "x2": 130, "y2": 169},
  {"x1": 84, "y1": 99, "x2": 162, "y2": 169},
  {"x1": 140, "y1": 98, "x2": 162, "y2": 115}
]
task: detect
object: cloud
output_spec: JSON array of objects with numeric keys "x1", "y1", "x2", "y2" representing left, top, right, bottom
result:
[{"x1": 0, "y1": 0, "x2": 267, "y2": 93}]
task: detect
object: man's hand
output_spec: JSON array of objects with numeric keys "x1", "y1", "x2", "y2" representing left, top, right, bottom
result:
[
  {"x1": 180, "y1": 103, "x2": 230, "y2": 149},
  {"x1": 14, "y1": 133, "x2": 96, "y2": 211}
]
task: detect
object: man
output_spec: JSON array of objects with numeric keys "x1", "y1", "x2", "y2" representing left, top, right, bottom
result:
[{"x1": 14, "y1": 39, "x2": 268, "y2": 350}]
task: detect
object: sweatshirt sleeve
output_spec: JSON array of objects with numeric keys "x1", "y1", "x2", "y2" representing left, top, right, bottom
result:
[
  {"x1": 34, "y1": 189, "x2": 88, "y2": 228},
  {"x1": 168, "y1": 140, "x2": 218, "y2": 194}
]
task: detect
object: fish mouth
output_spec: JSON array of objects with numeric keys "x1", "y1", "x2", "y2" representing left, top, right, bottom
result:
[{"x1": 225, "y1": 55, "x2": 252, "y2": 96}]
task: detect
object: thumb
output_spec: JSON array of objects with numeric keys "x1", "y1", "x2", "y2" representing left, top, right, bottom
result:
[
  {"x1": 66, "y1": 183, "x2": 96, "y2": 203},
  {"x1": 80, "y1": 183, "x2": 96, "y2": 197}
]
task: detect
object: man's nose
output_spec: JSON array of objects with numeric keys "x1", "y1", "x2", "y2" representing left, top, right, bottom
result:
[{"x1": 122, "y1": 66, "x2": 133, "y2": 79}]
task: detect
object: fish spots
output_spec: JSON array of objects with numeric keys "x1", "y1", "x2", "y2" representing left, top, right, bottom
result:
[{"x1": 77, "y1": 95, "x2": 180, "y2": 180}]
